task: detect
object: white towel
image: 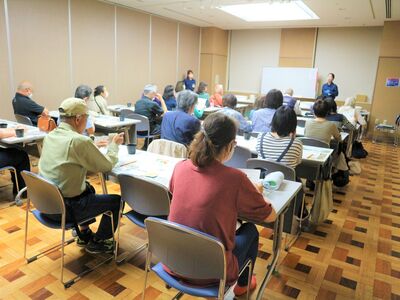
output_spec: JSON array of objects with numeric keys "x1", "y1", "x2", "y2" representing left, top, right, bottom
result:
[{"x1": 263, "y1": 171, "x2": 284, "y2": 191}]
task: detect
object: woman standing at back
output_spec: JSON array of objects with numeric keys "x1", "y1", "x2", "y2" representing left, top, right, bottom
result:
[{"x1": 168, "y1": 113, "x2": 276, "y2": 296}]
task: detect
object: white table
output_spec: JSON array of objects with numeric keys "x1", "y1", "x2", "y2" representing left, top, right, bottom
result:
[
  {"x1": 100, "y1": 147, "x2": 183, "y2": 193},
  {"x1": 295, "y1": 126, "x2": 349, "y2": 141},
  {"x1": 0, "y1": 119, "x2": 46, "y2": 154},
  {"x1": 203, "y1": 103, "x2": 249, "y2": 114},
  {"x1": 49, "y1": 111, "x2": 141, "y2": 144},
  {"x1": 107, "y1": 105, "x2": 135, "y2": 116}
]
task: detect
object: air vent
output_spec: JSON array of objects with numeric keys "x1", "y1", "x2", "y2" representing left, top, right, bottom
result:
[{"x1": 385, "y1": 0, "x2": 391, "y2": 18}]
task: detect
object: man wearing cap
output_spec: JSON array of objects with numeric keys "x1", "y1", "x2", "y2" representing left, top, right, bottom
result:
[
  {"x1": 39, "y1": 98, "x2": 124, "y2": 254},
  {"x1": 134, "y1": 84, "x2": 167, "y2": 135}
]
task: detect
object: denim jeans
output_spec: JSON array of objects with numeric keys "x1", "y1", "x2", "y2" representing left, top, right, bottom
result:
[
  {"x1": 232, "y1": 222, "x2": 259, "y2": 286},
  {"x1": 0, "y1": 147, "x2": 30, "y2": 193},
  {"x1": 47, "y1": 192, "x2": 122, "y2": 240}
]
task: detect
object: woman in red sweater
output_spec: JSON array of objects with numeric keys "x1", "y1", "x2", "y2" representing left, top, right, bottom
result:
[{"x1": 168, "y1": 113, "x2": 276, "y2": 296}]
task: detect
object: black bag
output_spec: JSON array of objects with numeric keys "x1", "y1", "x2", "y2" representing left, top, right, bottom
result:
[
  {"x1": 332, "y1": 170, "x2": 350, "y2": 187},
  {"x1": 352, "y1": 141, "x2": 368, "y2": 158}
]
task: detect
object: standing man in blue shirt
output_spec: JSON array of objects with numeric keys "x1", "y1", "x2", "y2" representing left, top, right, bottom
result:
[
  {"x1": 321, "y1": 73, "x2": 339, "y2": 100},
  {"x1": 183, "y1": 70, "x2": 196, "y2": 91}
]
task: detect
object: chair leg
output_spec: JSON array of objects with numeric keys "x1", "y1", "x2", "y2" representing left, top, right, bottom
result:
[
  {"x1": 246, "y1": 260, "x2": 252, "y2": 300},
  {"x1": 24, "y1": 201, "x2": 30, "y2": 260},
  {"x1": 61, "y1": 225, "x2": 66, "y2": 285},
  {"x1": 285, "y1": 194, "x2": 306, "y2": 251},
  {"x1": 142, "y1": 251, "x2": 152, "y2": 300}
]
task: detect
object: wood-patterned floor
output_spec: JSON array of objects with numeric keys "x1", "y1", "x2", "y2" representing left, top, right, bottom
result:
[{"x1": 0, "y1": 140, "x2": 399, "y2": 299}]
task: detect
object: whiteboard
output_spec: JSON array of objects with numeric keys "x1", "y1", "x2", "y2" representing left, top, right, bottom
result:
[{"x1": 261, "y1": 67, "x2": 318, "y2": 98}]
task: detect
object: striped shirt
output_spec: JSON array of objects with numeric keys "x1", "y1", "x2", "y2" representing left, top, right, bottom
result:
[{"x1": 256, "y1": 132, "x2": 303, "y2": 168}]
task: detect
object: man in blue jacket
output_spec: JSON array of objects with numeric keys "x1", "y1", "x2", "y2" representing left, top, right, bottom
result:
[{"x1": 321, "y1": 73, "x2": 339, "y2": 100}]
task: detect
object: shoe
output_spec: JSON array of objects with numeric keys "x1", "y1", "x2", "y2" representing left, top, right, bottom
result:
[
  {"x1": 76, "y1": 229, "x2": 93, "y2": 247},
  {"x1": 85, "y1": 237, "x2": 114, "y2": 254},
  {"x1": 233, "y1": 275, "x2": 257, "y2": 297}
]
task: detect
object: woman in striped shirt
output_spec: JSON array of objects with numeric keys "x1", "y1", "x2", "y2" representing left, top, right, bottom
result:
[{"x1": 256, "y1": 106, "x2": 303, "y2": 168}]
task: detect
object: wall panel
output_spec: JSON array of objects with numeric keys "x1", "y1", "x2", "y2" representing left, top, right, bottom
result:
[
  {"x1": 71, "y1": 0, "x2": 115, "y2": 100},
  {"x1": 116, "y1": 7, "x2": 150, "y2": 102},
  {"x1": 8, "y1": 0, "x2": 70, "y2": 110},
  {"x1": 151, "y1": 16, "x2": 177, "y2": 91},
  {"x1": 178, "y1": 24, "x2": 200, "y2": 82}
]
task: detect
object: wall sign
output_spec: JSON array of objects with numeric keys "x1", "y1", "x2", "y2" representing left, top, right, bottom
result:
[{"x1": 386, "y1": 77, "x2": 399, "y2": 87}]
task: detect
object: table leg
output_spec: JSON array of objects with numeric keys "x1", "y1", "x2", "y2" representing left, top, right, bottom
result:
[
  {"x1": 255, "y1": 213, "x2": 284, "y2": 300},
  {"x1": 131, "y1": 124, "x2": 137, "y2": 144},
  {"x1": 124, "y1": 127, "x2": 131, "y2": 144},
  {"x1": 36, "y1": 142, "x2": 42, "y2": 156},
  {"x1": 99, "y1": 173, "x2": 108, "y2": 194}
]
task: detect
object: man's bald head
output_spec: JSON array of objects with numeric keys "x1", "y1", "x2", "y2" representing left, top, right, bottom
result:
[{"x1": 17, "y1": 81, "x2": 34, "y2": 97}]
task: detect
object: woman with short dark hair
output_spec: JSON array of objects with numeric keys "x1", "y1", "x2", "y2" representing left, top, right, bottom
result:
[
  {"x1": 183, "y1": 70, "x2": 196, "y2": 91},
  {"x1": 321, "y1": 73, "x2": 338, "y2": 100},
  {"x1": 325, "y1": 100, "x2": 355, "y2": 131},
  {"x1": 167, "y1": 113, "x2": 276, "y2": 296},
  {"x1": 256, "y1": 106, "x2": 303, "y2": 168},
  {"x1": 162, "y1": 85, "x2": 177, "y2": 111},
  {"x1": 305, "y1": 99, "x2": 341, "y2": 144},
  {"x1": 87, "y1": 85, "x2": 111, "y2": 115},
  {"x1": 251, "y1": 89, "x2": 283, "y2": 132}
]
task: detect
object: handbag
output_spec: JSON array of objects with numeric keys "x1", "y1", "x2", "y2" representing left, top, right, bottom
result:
[
  {"x1": 310, "y1": 180, "x2": 333, "y2": 224},
  {"x1": 37, "y1": 115, "x2": 57, "y2": 132}
]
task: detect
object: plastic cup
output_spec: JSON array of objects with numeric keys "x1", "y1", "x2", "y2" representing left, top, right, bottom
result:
[
  {"x1": 244, "y1": 132, "x2": 251, "y2": 140},
  {"x1": 15, "y1": 128, "x2": 24, "y2": 137},
  {"x1": 127, "y1": 143, "x2": 136, "y2": 155},
  {"x1": 0, "y1": 123, "x2": 7, "y2": 128}
]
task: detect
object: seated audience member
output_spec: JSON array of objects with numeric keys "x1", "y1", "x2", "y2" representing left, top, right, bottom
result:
[
  {"x1": 249, "y1": 95, "x2": 265, "y2": 120},
  {"x1": 256, "y1": 106, "x2": 303, "y2": 168},
  {"x1": 167, "y1": 113, "x2": 276, "y2": 296},
  {"x1": 161, "y1": 90, "x2": 201, "y2": 146},
  {"x1": 87, "y1": 85, "x2": 111, "y2": 115},
  {"x1": 209, "y1": 84, "x2": 224, "y2": 107},
  {"x1": 39, "y1": 98, "x2": 124, "y2": 254},
  {"x1": 194, "y1": 81, "x2": 210, "y2": 119},
  {"x1": 219, "y1": 94, "x2": 252, "y2": 132},
  {"x1": 251, "y1": 89, "x2": 283, "y2": 133},
  {"x1": 283, "y1": 88, "x2": 302, "y2": 115},
  {"x1": 135, "y1": 84, "x2": 167, "y2": 135},
  {"x1": 162, "y1": 85, "x2": 177, "y2": 111},
  {"x1": 12, "y1": 81, "x2": 49, "y2": 126},
  {"x1": 338, "y1": 97, "x2": 367, "y2": 127},
  {"x1": 305, "y1": 100, "x2": 341, "y2": 144},
  {"x1": 256, "y1": 106, "x2": 306, "y2": 219},
  {"x1": 321, "y1": 73, "x2": 338, "y2": 101},
  {"x1": 74, "y1": 85, "x2": 95, "y2": 136},
  {"x1": 183, "y1": 70, "x2": 196, "y2": 91},
  {"x1": 0, "y1": 128, "x2": 30, "y2": 195},
  {"x1": 326, "y1": 100, "x2": 355, "y2": 131}
]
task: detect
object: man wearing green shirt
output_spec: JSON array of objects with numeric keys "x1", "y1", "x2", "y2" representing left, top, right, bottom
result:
[{"x1": 39, "y1": 98, "x2": 124, "y2": 254}]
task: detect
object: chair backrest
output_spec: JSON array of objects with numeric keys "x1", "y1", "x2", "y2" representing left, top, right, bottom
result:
[
  {"x1": 246, "y1": 158, "x2": 295, "y2": 180},
  {"x1": 15, "y1": 114, "x2": 33, "y2": 126},
  {"x1": 224, "y1": 145, "x2": 252, "y2": 169},
  {"x1": 121, "y1": 110, "x2": 150, "y2": 132},
  {"x1": 147, "y1": 139, "x2": 187, "y2": 158},
  {"x1": 299, "y1": 137, "x2": 330, "y2": 149},
  {"x1": 145, "y1": 217, "x2": 226, "y2": 280},
  {"x1": 395, "y1": 114, "x2": 400, "y2": 127},
  {"x1": 21, "y1": 171, "x2": 65, "y2": 214},
  {"x1": 297, "y1": 119, "x2": 306, "y2": 127},
  {"x1": 118, "y1": 174, "x2": 170, "y2": 216}
]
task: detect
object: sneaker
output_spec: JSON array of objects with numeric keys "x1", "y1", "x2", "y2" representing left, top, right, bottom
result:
[
  {"x1": 233, "y1": 275, "x2": 257, "y2": 297},
  {"x1": 76, "y1": 229, "x2": 93, "y2": 248},
  {"x1": 85, "y1": 237, "x2": 114, "y2": 254}
]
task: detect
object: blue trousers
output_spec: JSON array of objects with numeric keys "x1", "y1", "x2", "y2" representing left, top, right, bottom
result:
[{"x1": 233, "y1": 222, "x2": 259, "y2": 286}]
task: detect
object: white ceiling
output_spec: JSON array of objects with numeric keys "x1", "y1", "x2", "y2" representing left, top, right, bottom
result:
[{"x1": 103, "y1": 0, "x2": 400, "y2": 29}]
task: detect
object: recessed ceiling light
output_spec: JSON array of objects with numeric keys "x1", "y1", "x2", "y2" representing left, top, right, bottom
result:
[{"x1": 218, "y1": 1, "x2": 319, "y2": 22}]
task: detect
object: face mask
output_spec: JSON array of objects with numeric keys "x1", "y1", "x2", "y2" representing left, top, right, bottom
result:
[
  {"x1": 28, "y1": 93, "x2": 33, "y2": 98},
  {"x1": 104, "y1": 92, "x2": 109, "y2": 98}
]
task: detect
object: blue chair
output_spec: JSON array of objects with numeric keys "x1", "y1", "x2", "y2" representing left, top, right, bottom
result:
[
  {"x1": 116, "y1": 174, "x2": 170, "y2": 263},
  {"x1": 142, "y1": 217, "x2": 252, "y2": 300},
  {"x1": 19, "y1": 171, "x2": 117, "y2": 288}
]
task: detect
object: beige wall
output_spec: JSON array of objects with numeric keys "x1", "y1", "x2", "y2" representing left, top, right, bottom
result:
[
  {"x1": 370, "y1": 21, "x2": 400, "y2": 130},
  {"x1": 228, "y1": 26, "x2": 382, "y2": 102},
  {"x1": 0, "y1": 0, "x2": 12, "y2": 119},
  {"x1": 0, "y1": 0, "x2": 200, "y2": 119},
  {"x1": 228, "y1": 29, "x2": 281, "y2": 93},
  {"x1": 315, "y1": 27, "x2": 382, "y2": 102}
]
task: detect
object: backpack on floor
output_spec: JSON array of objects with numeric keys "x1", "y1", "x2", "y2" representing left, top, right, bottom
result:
[
  {"x1": 352, "y1": 141, "x2": 368, "y2": 159},
  {"x1": 332, "y1": 170, "x2": 350, "y2": 187}
]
